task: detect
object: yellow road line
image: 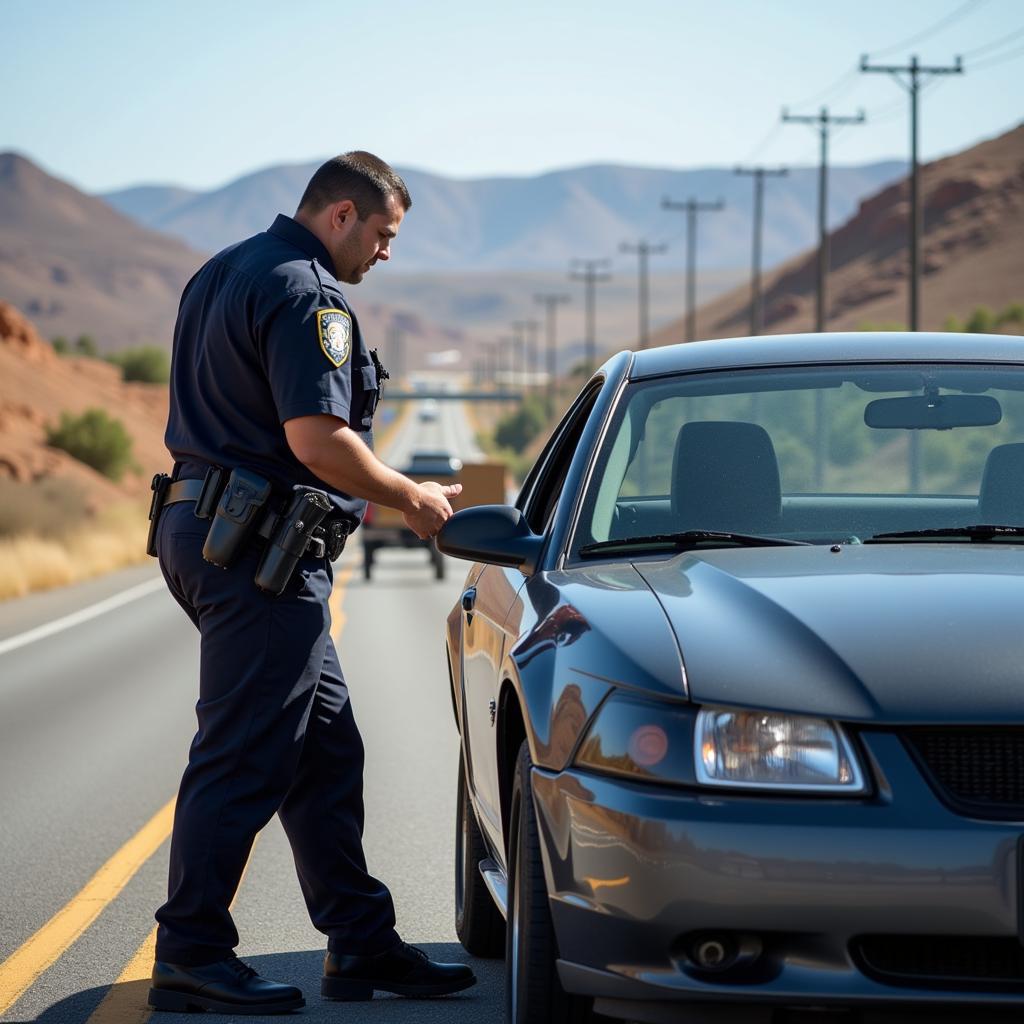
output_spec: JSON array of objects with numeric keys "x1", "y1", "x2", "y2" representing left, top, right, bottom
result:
[
  {"x1": 329, "y1": 564, "x2": 354, "y2": 641},
  {"x1": 3, "y1": 563, "x2": 360, "y2": 1018},
  {"x1": 85, "y1": 836, "x2": 262, "y2": 1024},
  {"x1": 80, "y1": 571, "x2": 356, "y2": 1023},
  {"x1": 0, "y1": 796, "x2": 177, "y2": 1016}
]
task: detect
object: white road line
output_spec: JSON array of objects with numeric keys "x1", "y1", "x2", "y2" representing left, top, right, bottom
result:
[{"x1": 0, "y1": 576, "x2": 167, "y2": 658}]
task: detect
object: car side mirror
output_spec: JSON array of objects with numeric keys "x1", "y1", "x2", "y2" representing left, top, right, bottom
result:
[{"x1": 437, "y1": 505, "x2": 544, "y2": 574}]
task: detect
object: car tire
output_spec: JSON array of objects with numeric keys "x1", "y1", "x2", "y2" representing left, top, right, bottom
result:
[
  {"x1": 362, "y1": 545, "x2": 374, "y2": 581},
  {"x1": 455, "y1": 750, "x2": 505, "y2": 957},
  {"x1": 506, "y1": 740, "x2": 592, "y2": 1024}
]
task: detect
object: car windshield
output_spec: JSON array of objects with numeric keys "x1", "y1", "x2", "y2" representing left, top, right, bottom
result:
[{"x1": 572, "y1": 362, "x2": 1024, "y2": 556}]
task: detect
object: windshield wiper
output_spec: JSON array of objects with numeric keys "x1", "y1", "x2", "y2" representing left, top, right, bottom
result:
[
  {"x1": 865, "y1": 524, "x2": 1024, "y2": 543},
  {"x1": 578, "y1": 530, "x2": 811, "y2": 557}
]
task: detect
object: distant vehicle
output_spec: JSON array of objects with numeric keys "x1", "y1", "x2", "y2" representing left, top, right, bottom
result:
[
  {"x1": 360, "y1": 452, "x2": 504, "y2": 581},
  {"x1": 438, "y1": 333, "x2": 1024, "y2": 1023},
  {"x1": 408, "y1": 452, "x2": 464, "y2": 475},
  {"x1": 418, "y1": 399, "x2": 440, "y2": 422}
]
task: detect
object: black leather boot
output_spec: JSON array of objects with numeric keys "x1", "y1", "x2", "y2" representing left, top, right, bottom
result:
[
  {"x1": 149, "y1": 956, "x2": 305, "y2": 1014},
  {"x1": 322, "y1": 942, "x2": 476, "y2": 1000}
]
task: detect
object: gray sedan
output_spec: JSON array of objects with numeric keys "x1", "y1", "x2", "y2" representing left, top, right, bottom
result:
[{"x1": 439, "y1": 333, "x2": 1024, "y2": 1023}]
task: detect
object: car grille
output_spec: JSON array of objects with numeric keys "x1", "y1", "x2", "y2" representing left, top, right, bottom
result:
[
  {"x1": 903, "y1": 728, "x2": 1024, "y2": 819},
  {"x1": 855, "y1": 935, "x2": 1024, "y2": 989}
]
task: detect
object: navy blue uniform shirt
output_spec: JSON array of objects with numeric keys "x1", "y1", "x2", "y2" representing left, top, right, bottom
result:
[{"x1": 165, "y1": 214, "x2": 380, "y2": 523}]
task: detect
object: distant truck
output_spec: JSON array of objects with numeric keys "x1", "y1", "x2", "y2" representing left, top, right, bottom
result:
[{"x1": 359, "y1": 452, "x2": 507, "y2": 581}]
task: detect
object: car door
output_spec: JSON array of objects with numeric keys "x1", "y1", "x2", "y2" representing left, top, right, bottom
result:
[
  {"x1": 460, "y1": 562, "x2": 525, "y2": 850},
  {"x1": 459, "y1": 381, "x2": 607, "y2": 854}
]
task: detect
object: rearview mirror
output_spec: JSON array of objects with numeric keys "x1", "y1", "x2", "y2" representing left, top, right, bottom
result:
[
  {"x1": 436, "y1": 505, "x2": 544, "y2": 574},
  {"x1": 864, "y1": 394, "x2": 1002, "y2": 430}
]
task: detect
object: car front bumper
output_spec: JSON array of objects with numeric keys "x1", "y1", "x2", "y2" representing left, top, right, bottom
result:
[{"x1": 531, "y1": 730, "x2": 1024, "y2": 1021}]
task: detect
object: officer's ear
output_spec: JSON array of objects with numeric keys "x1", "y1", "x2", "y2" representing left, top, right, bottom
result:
[{"x1": 331, "y1": 199, "x2": 357, "y2": 231}]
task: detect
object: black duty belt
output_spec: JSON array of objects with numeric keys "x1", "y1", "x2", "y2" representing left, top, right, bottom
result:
[
  {"x1": 162, "y1": 477, "x2": 350, "y2": 561},
  {"x1": 164, "y1": 478, "x2": 281, "y2": 544}
]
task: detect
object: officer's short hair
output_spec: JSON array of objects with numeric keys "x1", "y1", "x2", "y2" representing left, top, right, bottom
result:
[{"x1": 298, "y1": 152, "x2": 411, "y2": 219}]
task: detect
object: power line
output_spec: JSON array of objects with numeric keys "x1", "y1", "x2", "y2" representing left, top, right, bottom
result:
[
  {"x1": 785, "y1": 66, "x2": 862, "y2": 113},
  {"x1": 660, "y1": 198, "x2": 725, "y2": 343},
  {"x1": 534, "y1": 293, "x2": 570, "y2": 416},
  {"x1": 620, "y1": 240, "x2": 668, "y2": 349},
  {"x1": 781, "y1": 106, "x2": 866, "y2": 332},
  {"x1": 962, "y1": 22, "x2": 1024, "y2": 58},
  {"x1": 971, "y1": 41, "x2": 1024, "y2": 70},
  {"x1": 734, "y1": 167, "x2": 788, "y2": 336},
  {"x1": 569, "y1": 259, "x2": 612, "y2": 376},
  {"x1": 741, "y1": 120, "x2": 785, "y2": 165},
  {"x1": 868, "y1": 0, "x2": 984, "y2": 59},
  {"x1": 860, "y1": 54, "x2": 964, "y2": 332}
]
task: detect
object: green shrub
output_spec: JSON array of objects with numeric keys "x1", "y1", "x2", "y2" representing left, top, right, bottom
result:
[
  {"x1": 74, "y1": 334, "x2": 99, "y2": 357},
  {"x1": 942, "y1": 315, "x2": 963, "y2": 332},
  {"x1": 493, "y1": 395, "x2": 548, "y2": 453},
  {"x1": 106, "y1": 345, "x2": 171, "y2": 383},
  {"x1": 964, "y1": 306, "x2": 995, "y2": 334},
  {"x1": 46, "y1": 408, "x2": 135, "y2": 481},
  {"x1": 51, "y1": 336, "x2": 70, "y2": 355},
  {"x1": 997, "y1": 303, "x2": 1024, "y2": 327}
]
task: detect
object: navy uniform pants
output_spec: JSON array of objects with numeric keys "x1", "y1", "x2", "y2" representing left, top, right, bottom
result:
[{"x1": 154, "y1": 502, "x2": 399, "y2": 965}]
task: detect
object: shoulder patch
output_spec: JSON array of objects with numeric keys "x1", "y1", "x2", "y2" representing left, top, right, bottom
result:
[{"x1": 316, "y1": 309, "x2": 352, "y2": 368}]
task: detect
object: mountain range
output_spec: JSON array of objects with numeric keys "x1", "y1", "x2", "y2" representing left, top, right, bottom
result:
[
  {"x1": 0, "y1": 154, "x2": 470, "y2": 356},
  {"x1": 102, "y1": 159, "x2": 905, "y2": 273}
]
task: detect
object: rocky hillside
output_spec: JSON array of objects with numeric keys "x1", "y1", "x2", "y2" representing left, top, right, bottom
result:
[
  {"x1": 0, "y1": 302, "x2": 168, "y2": 506},
  {"x1": 659, "y1": 122, "x2": 1024, "y2": 342},
  {"x1": 0, "y1": 153, "x2": 206, "y2": 353}
]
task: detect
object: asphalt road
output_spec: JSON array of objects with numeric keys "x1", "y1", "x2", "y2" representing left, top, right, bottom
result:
[{"x1": 0, "y1": 398, "x2": 504, "y2": 1024}]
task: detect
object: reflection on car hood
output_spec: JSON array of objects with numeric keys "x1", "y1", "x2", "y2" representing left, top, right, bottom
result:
[{"x1": 635, "y1": 544, "x2": 1024, "y2": 723}]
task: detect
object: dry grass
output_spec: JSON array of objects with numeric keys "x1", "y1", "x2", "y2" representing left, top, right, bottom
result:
[
  {"x1": 0, "y1": 500, "x2": 149, "y2": 601},
  {"x1": 0, "y1": 402, "x2": 418, "y2": 603}
]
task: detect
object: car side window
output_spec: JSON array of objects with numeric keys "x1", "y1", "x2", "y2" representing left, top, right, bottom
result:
[{"x1": 522, "y1": 385, "x2": 601, "y2": 535}]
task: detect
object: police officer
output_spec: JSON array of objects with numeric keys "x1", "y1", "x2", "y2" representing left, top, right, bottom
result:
[{"x1": 147, "y1": 152, "x2": 475, "y2": 1013}]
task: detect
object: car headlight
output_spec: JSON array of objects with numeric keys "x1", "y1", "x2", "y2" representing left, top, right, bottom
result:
[
  {"x1": 695, "y1": 707, "x2": 866, "y2": 793},
  {"x1": 573, "y1": 694, "x2": 867, "y2": 793},
  {"x1": 574, "y1": 693, "x2": 698, "y2": 785}
]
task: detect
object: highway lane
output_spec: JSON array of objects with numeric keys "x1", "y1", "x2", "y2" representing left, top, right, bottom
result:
[{"x1": 0, "y1": 398, "x2": 505, "y2": 1023}]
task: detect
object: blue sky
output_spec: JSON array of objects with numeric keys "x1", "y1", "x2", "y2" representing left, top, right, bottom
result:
[{"x1": 3, "y1": 0, "x2": 1022, "y2": 193}]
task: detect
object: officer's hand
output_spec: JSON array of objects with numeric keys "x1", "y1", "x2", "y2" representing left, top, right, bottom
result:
[{"x1": 403, "y1": 481, "x2": 462, "y2": 540}]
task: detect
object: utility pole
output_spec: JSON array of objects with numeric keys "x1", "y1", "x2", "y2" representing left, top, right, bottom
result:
[
  {"x1": 512, "y1": 320, "x2": 540, "y2": 392},
  {"x1": 535, "y1": 292, "x2": 570, "y2": 418},
  {"x1": 484, "y1": 343, "x2": 497, "y2": 387},
  {"x1": 499, "y1": 335, "x2": 516, "y2": 389},
  {"x1": 781, "y1": 106, "x2": 865, "y2": 332},
  {"x1": 734, "y1": 167, "x2": 788, "y2": 336},
  {"x1": 860, "y1": 54, "x2": 963, "y2": 332},
  {"x1": 570, "y1": 259, "x2": 611, "y2": 376},
  {"x1": 620, "y1": 240, "x2": 668, "y2": 348},
  {"x1": 660, "y1": 197, "x2": 724, "y2": 342},
  {"x1": 509, "y1": 323, "x2": 526, "y2": 391}
]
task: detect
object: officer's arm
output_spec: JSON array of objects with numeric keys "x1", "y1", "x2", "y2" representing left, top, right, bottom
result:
[{"x1": 284, "y1": 415, "x2": 460, "y2": 536}]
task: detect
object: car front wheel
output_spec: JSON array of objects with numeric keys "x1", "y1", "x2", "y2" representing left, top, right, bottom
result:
[
  {"x1": 455, "y1": 750, "x2": 505, "y2": 957},
  {"x1": 506, "y1": 740, "x2": 592, "y2": 1024}
]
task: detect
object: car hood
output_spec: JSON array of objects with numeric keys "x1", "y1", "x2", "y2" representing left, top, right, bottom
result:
[{"x1": 634, "y1": 544, "x2": 1024, "y2": 723}]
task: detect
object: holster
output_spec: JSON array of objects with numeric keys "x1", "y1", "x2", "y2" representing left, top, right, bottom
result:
[{"x1": 147, "y1": 473, "x2": 172, "y2": 557}]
